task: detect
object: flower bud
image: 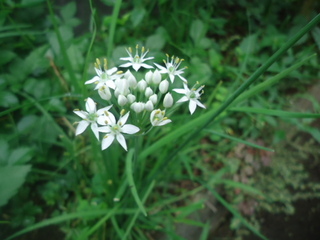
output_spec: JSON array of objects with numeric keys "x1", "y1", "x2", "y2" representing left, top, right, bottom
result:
[
  {"x1": 131, "y1": 102, "x2": 145, "y2": 113},
  {"x1": 145, "y1": 100, "x2": 154, "y2": 111},
  {"x1": 159, "y1": 79, "x2": 169, "y2": 94},
  {"x1": 145, "y1": 70, "x2": 153, "y2": 84},
  {"x1": 163, "y1": 93, "x2": 173, "y2": 108},
  {"x1": 137, "y1": 80, "x2": 147, "y2": 92},
  {"x1": 98, "y1": 86, "x2": 112, "y2": 100},
  {"x1": 127, "y1": 94, "x2": 136, "y2": 103},
  {"x1": 152, "y1": 69, "x2": 161, "y2": 85},
  {"x1": 149, "y1": 94, "x2": 158, "y2": 105},
  {"x1": 118, "y1": 94, "x2": 128, "y2": 106},
  {"x1": 145, "y1": 87, "x2": 153, "y2": 98}
]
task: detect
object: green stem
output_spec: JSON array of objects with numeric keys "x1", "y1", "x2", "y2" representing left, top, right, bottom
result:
[{"x1": 107, "y1": 0, "x2": 122, "y2": 58}]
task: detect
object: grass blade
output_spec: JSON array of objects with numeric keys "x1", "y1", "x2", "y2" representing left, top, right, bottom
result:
[
  {"x1": 230, "y1": 107, "x2": 320, "y2": 118},
  {"x1": 207, "y1": 129, "x2": 274, "y2": 152},
  {"x1": 126, "y1": 149, "x2": 147, "y2": 216}
]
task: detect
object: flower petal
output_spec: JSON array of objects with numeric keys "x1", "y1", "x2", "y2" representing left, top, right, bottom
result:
[
  {"x1": 91, "y1": 122, "x2": 99, "y2": 140},
  {"x1": 196, "y1": 100, "x2": 206, "y2": 109},
  {"x1": 118, "y1": 112, "x2": 130, "y2": 125},
  {"x1": 119, "y1": 63, "x2": 133, "y2": 68},
  {"x1": 101, "y1": 134, "x2": 115, "y2": 150},
  {"x1": 156, "y1": 119, "x2": 172, "y2": 126},
  {"x1": 116, "y1": 133, "x2": 127, "y2": 151},
  {"x1": 73, "y1": 110, "x2": 88, "y2": 119},
  {"x1": 86, "y1": 98, "x2": 96, "y2": 113},
  {"x1": 176, "y1": 96, "x2": 189, "y2": 103},
  {"x1": 98, "y1": 126, "x2": 111, "y2": 133},
  {"x1": 76, "y1": 120, "x2": 90, "y2": 135},
  {"x1": 85, "y1": 76, "x2": 99, "y2": 85},
  {"x1": 189, "y1": 100, "x2": 197, "y2": 114},
  {"x1": 172, "y1": 88, "x2": 186, "y2": 94},
  {"x1": 122, "y1": 124, "x2": 140, "y2": 134}
]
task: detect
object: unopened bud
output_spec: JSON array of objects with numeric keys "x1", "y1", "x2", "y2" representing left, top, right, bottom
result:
[
  {"x1": 145, "y1": 100, "x2": 154, "y2": 111},
  {"x1": 145, "y1": 87, "x2": 153, "y2": 98},
  {"x1": 163, "y1": 93, "x2": 173, "y2": 108},
  {"x1": 159, "y1": 79, "x2": 169, "y2": 93}
]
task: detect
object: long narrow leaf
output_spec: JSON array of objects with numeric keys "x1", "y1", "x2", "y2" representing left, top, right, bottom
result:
[
  {"x1": 126, "y1": 149, "x2": 147, "y2": 216},
  {"x1": 230, "y1": 107, "x2": 320, "y2": 118},
  {"x1": 231, "y1": 54, "x2": 316, "y2": 105},
  {"x1": 207, "y1": 130, "x2": 274, "y2": 152}
]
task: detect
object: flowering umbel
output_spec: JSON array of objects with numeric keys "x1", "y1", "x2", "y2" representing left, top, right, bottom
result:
[{"x1": 74, "y1": 45, "x2": 206, "y2": 151}]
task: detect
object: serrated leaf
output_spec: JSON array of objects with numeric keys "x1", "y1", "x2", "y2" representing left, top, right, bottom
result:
[{"x1": 0, "y1": 165, "x2": 32, "y2": 207}]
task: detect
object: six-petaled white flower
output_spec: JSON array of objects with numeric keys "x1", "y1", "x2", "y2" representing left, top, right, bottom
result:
[
  {"x1": 154, "y1": 54, "x2": 187, "y2": 83},
  {"x1": 120, "y1": 45, "x2": 154, "y2": 71},
  {"x1": 173, "y1": 82, "x2": 206, "y2": 115},
  {"x1": 73, "y1": 97, "x2": 112, "y2": 140},
  {"x1": 85, "y1": 58, "x2": 120, "y2": 90},
  {"x1": 98, "y1": 112, "x2": 140, "y2": 151}
]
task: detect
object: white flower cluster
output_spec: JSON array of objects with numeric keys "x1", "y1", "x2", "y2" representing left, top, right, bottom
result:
[{"x1": 74, "y1": 45, "x2": 205, "y2": 151}]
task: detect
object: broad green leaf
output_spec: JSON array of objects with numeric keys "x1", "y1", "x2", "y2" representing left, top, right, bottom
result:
[
  {"x1": 190, "y1": 19, "x2": 205, "y2": 45},
  {"x1": 0, "y1": 91, "x2": 19, "y2": 107},
  {"x1": 0, "y1": 165, "x2": 31, "y2": 207},
  {"x1": 130, "y1": 7, "x2": 146, "y2": 27},
  {"x1": 60, "y1": 1, "x2": 77, "y2": 22},
  {"x1": 8, "y1": 147, "x2": 34, "y2": 165},
  {"x1": 0, "y1": 50, "x2": 16, "y2": 65}
]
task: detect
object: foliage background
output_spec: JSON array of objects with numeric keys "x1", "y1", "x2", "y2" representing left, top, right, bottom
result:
[{"x1": 0, "y1": 0, "x2": 320, "y2": 239}]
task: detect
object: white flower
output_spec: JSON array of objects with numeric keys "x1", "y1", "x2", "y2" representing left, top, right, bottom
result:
[
  {"x1": 73, "y1": 97, "x2": 112, "y2": 140},
  {"x1": 99, "y1": 112, "x2": 139, "y2": 151},
  {"x1": 98, "y1": 86, "x2": 112, "y2": 101},
  {"x1": 173, "y1": 83, "x2": 206, "y2": 115},
  {"x1": 85, "y1": 58, "x2": 120, "y2": 90},
  {"x1": 120, "y1": 45, "x2": 154, "y2": 71},
  {"x1": 163, "y1": 93, "x2": 173, "y2": 108},
  {"x1": 150, "y1": 109, "x2": 171, "y2": 126},
  {"x1": 154, "y1": 54, "x2": 187, "y2": 83}
]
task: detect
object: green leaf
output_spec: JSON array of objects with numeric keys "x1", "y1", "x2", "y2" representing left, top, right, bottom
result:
[
  {"x1": 8, "y1": 147, "x2": 34, "y2": 165},
  {"x1": 230, "y1": 107, "x2": 320, "y2": 118},
  {"x1": 0, "y1": 165, "x2": 31, "y2": 207},
  {"x1": 0, "y1": 91, "x2": 19, "y2": 107},
  {"x1": 60, "y1": 1, "x2": 77, "y2": 22},
  {"x1": 130, "y1": 7, "x2": 146, "y2": 28},
  {"x1": 0, "y1": 50, "x2": 16, "y2": 65},
  {"x1": 190, "y1": 19, "x2": 205, "y2": 45},
  {"x1": 207, "y1": 187, "x2": 268, "y2": 240},
  {"x1": 207, "y1": 130, "x2": 274, "y2": 152},
  {"x1": 232, "y1": 54, "x2": 316, "y2": 105},
  {"x1": 126, "y1": 149, "x2": 147, "y2": 216}
]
